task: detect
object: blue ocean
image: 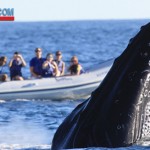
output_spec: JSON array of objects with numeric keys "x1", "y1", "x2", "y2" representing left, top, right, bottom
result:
[{"x1": 0, "y1": 19, "x2": 150, "y2": 150}]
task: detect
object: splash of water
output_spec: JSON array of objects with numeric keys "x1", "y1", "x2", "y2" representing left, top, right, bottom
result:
[{"x1": 0, "y1": 116, "x2": 51, "y2": 149}]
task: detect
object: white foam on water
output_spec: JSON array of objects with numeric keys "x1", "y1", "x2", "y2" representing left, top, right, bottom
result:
[
  {"x1": 0, "y1": 116, "x2": 51, "y2": 147},
  {"x1": 0, "y1": 99, "x2": 6, "y2": 103},
  {"x1": 0, "y1": 144, "x2": 51, "y2": 150}
]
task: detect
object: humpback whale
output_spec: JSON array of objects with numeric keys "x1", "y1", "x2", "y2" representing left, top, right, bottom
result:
[{"x1": 51, "y1": 22, "x2": 150, "y2": 149}]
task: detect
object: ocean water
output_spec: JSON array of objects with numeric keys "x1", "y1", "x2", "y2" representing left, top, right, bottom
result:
[{"x1": 0, "y1": 19, "x2": 150, "y2": 150}]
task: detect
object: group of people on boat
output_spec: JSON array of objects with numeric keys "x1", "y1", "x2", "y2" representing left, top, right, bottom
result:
[{"x1": 0, "y1": 48, "x2": 84, "y2": 82}]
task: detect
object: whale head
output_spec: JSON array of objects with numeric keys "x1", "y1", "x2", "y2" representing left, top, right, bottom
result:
[{"x1": 51, "y1": 22, "x2": 150, "y2": 149}]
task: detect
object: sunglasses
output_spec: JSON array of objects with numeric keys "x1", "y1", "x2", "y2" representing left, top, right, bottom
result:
[
  {"x1": 56, "y1": 54, "x2": 61, "y2": 56},
  {"x1": 47, "y1": 56, "x2": 53, "y2": 59},
  {"x1": 36, "y1": 50, "x2": 41, "y2": 53},
  {"x1": 71, "y1": 60, "x2": 77, "y2": 63}
]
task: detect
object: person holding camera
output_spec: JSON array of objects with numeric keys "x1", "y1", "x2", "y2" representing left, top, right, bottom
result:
[
  {"x1": 42, "y1": 53, "x2": 59, "y2": 77},
  {"x1": 9, "y1": 52, "x2": 26, "y2": 80},
  {"x1": 0, "y1": 56, "x2": 8, "y2": 82}
]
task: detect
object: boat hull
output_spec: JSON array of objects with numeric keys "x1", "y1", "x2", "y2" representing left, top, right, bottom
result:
[
  {"x1": 0, "y1": 81, "x2": 100, "y2": 100},
  {"x1": 0, "y1": 59, "x2": 113, "y2": 100}
]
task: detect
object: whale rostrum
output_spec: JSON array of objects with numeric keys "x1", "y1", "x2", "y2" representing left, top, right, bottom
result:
[{"x1": 51, "y1": 22, "x2": 150, "y2": 149}]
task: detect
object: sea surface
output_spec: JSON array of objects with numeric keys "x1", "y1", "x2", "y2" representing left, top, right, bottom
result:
[{"x1": 0, "y1": 19, "x2": 150, "y2": 150}]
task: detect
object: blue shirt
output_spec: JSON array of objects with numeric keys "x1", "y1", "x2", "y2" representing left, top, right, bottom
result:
[
  {"x1": 30, "y1": 57, "x2": 46, "y2": 76},
  {"x1": 55, "y1": 60, "x2": 64, "y2": 73},
  {"x1": 0, "y1": 65, "x2": 8, "y2": 75}
]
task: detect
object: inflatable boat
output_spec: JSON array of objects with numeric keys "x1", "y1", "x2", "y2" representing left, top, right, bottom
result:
[{"x1": 0, "y1": 59, "x2": 113, "y2": 100}]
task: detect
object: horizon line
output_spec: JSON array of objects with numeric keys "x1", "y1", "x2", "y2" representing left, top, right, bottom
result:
[{"x1": 5, "y1": 18, "x2": 150, "y2": 23}]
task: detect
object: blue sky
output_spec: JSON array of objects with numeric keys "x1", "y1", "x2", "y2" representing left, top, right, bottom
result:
[{"x1": 1, "y1": 0, "x2": 150, "y2": 21}]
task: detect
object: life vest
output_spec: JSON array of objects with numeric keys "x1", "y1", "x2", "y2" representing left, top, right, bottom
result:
[
  {"x1": 70, "y1": 64, "x2": 84, "y2": 75},
  {"x1": 80, "y1": 65, "x2": 85, "y2": 74},
  {"x1": 55, "y1": 60, "x2": 63, "y2": 73}
]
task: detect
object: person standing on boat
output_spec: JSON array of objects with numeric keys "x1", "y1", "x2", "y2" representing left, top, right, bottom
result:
[
  {"x1": 0, "y1": 56, "x2": 8, "y2": 81},
  {"x1": 42, "y1": 53, "x2": 59, "y2": 77},
  {"x1": 9, "y1": 52, "x2": 26, "y2": 80},
  {"x1": 30, "y1": 48, "x2": 46, "y2": 78},
  {"x1": 69, "y1": 56, "x2": 84, "y2": 75},
  {"x1": 55, "y1": 50, "x2": 65, "y2": 76}
]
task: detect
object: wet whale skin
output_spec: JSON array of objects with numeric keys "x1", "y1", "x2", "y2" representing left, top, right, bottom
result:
[{"x1": 51, "y1": 22, "x2": 150, "y2": 149}]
